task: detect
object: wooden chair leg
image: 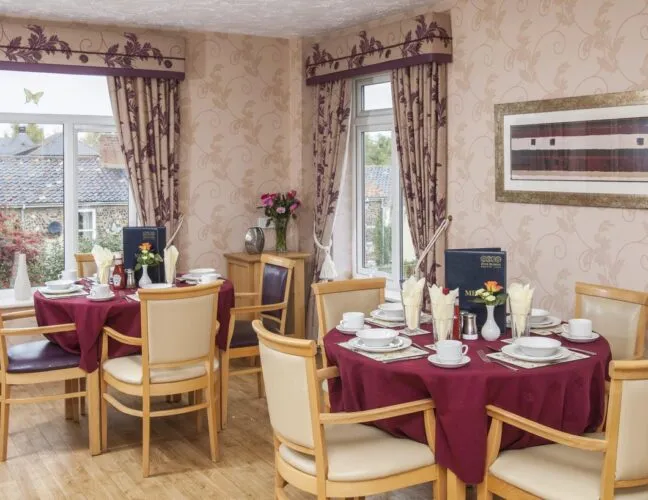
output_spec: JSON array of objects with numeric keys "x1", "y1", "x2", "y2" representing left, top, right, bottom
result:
[
  {"x1": 70, "y1": 379, "x2": 80, "y2": 423},
  {"x1": 256, "y1": 356, "x2": 264, "y2": 398},
  {"x1": 274, "y1": 465, "x2": 287, "y2": 499},
  {"x1": 195, "y1": 390, "x2": 203, "y2": 433},
  {"x1": 0, "y1": 385, "x2": 10, "y2": 461},
  {"x1": 79, "y1": 378, "x2": 87, "y2": 416},
  {"x1": 100, "y1": 372, "x2": 108, "y2": 452},
  {"x1": 434, "y1": 469, "x2": 447, "y2": 500},
  {"x1": 86, "y1": 371, "x2": 100, "y2": 456},
  {"x1": 142, "y1": 395, "x2": 151, "y2": 477},
  {"x1": 214, "y1": 370, "x2": 222, "y2": 431},
  {"x1": 205, "y1": 375, "x2": 219, "y2": 462},
  {"x1": 65, "y1": 380, "x2": 74, "y2": 420},
  {"x1": 220, "y1": 351, "x2": 230, "y2": 429}
]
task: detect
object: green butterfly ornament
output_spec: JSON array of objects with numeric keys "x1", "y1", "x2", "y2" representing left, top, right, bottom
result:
[{"x1": 24, "y1": 89, "x2": 44, "y2": 105}]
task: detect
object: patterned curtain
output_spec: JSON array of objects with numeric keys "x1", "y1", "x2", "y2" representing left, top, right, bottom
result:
[
  {"x1": 108, "y1": 77, "x2": 181, "y2": 233},
  {"x1": 391, "y1": 63, "x2": 448, "y2": 285}
]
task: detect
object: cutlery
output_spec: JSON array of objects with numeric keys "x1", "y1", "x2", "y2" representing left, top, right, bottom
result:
[
  {"x1": 566, "y1": 346, "x2": 596, "y2": 356},
  {"x1": 411, "y1": 342, "x2": 429, "y2": 351},
  {"x1": 382, "y1": 355, "x2": 428, "y2": 364},
  {"x1": 478, "y1": 349, "x2": 519, "y2": 371}
]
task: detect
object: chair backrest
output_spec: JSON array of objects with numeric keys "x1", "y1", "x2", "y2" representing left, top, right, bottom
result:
[
  {"x1": 602, "y1": 360, "x2": 648, "y2": 494},
  {"x1": 575, "y1": 282, "x2": 648, "y2": 359},
  {"x1": 139, "y1": 282, "x2": 221, "y2": 368},
  {"x1": 311, "y1": 278, "x2": 386, "y2": 342},
  {"x1": 254, "y1": 319, "x2": 321, "y2": 450},
  {"x1": 74, "y1": 253, "x2": 97, "y2": 278},
  {"x1": 259, "y1": 254, "x2": 295, "y2": 331}
]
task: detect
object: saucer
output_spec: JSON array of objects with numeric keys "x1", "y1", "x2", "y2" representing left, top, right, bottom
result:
[
  {"x1": 336, "y1": 323, "x2": 370, "y2": 335},
  {"x1": 87, "y1": 292, "x2": 116, "y2": 302},
  {"x1": 501, "y1": 344, "x2": 569, "y2": 362},
  {"x1": 559, "y1": 325, "x2": 600, "y2": 343},
  {"x1": 427, "y1": 354, "x2": 470, "y2": 368},
  {"x1": 348, "y1": 336, "x2": 411, "y2": 353},
  {"x1": 370, "y1": 309, "x2": 405, "y2": 322}
]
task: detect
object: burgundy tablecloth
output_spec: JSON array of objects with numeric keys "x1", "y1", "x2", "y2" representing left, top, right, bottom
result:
[
  {"x1": 35, "y1": 280, "x2": 235, "y2": 372},
  {"x1": 324, "y1": 327, "x2": 611, "y2": 485}
]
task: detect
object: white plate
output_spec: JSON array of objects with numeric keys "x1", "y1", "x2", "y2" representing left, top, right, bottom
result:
[
  {"x1": 428, "y1": 354, "x2": 470, "y2": 368},
  {"x1": 501, "y1": 344, "x2": 569, "y2": 362},
  {"x1": 336, "y1": 323, "x2": 370, "y2": 335},
  {"x1": 188, "y1": 268, "x2": 217, "y2": 276},
  {"x1": 348, "y1": 336, "x2": 412, "y2": 353},
  {"x1": 141, "y1": 283, "x2": 172, "y2": 289},
  {"x1": 87, "y1": 293, "x2": 116, "y2": 302},
  {"x1": 40, "y1": 284, "x2": 84, "y2": 295},
  {"x1": 182, "y1": 273, "x2": 221, "y2": 281},
  {"x1": 370, "y1": 309, "x2": 405, "y2": 322},
  {"x1": 507, "y1": 315, "x2": 561, "y2": 329}
]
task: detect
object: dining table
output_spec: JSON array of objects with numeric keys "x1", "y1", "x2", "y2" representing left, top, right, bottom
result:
[
  {"x1": 324, "y1": 324, "x2": 611, "y2": 498},
  {"x1": 34, "y1": 279, "x2": 235, "y2": 372}
]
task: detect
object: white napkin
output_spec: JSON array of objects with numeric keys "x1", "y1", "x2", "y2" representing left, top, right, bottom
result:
[
  {"x1": 428, "y1": 284, "x2": 459, "y2": 341},
  {"x1": 92, "y1": 245, "x2": 113, "y2": 285},
  {"x1": 402, "y1": 276, "x2": 425, "y2": 330},
  {"x1": 164, "y1": 245, "x2": 179, "y2": 284},
  {"x1": 509, "y1": 283, "x2": 534, "y2": 335}
]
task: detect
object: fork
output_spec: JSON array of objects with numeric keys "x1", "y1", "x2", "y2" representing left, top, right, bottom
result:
[{"x1": 477, "y1": 349, "x2": 519, "y2": 371}]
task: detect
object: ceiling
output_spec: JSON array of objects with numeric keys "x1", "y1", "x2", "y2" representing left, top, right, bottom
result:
[{"x1": 0, "y1": 0, "x2": 443, "y2": 37}]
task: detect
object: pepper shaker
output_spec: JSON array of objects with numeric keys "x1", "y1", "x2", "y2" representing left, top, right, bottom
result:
[{"x1": 125, "y1": 268, "x2": 136, "y2": 289}]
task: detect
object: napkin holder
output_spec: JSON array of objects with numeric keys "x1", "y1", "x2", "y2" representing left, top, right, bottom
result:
[{"x1": 123, "y1": 226, "x2": 166, "y2": 284}]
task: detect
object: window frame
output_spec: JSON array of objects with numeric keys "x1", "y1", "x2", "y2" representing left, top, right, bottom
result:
[
  {"x1": 78, "y1": 207, "x2": 97, "y2": 241},
  {"x1": 0, "y1": 112, "x2": 135, "y2": 270},
  {"x1": 351, "y1": 74, "x2": 403, "y2": 291}
]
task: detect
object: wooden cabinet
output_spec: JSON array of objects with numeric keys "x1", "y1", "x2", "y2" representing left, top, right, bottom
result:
[{"x1": 224, "y1": 251, "x2": 310, "y2": 338}]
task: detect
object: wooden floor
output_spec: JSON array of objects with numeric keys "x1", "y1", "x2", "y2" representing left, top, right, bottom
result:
[{"x1": 0, "y1": 374, "x2": 449, "y2": 499}]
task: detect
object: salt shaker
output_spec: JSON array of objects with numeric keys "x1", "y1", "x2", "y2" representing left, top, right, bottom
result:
[
  {"x1": 125, "y1": 269, "x2": 136, "y2": 289},
  {"x1": 462, "y1": 313, "x2": 478, "y2": 340}
]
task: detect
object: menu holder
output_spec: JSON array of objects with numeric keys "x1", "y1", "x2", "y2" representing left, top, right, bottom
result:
[
  {"x1": 337, "y1": 341, "x2": 428, "y2": 363},
  {"x1": 487, "y1": 350, "x2": 588, "y2": 369}
]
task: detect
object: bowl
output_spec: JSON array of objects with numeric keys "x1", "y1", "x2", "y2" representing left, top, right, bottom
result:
[
  {"x1": 188, "y1": 268, "x2": 217, "y2": 276},
  {"x1": 356, "y1": 328, "x2": 399, "y2": 347},
  {"x1": 530, "y1": 308, "x2": 550, "y2": 323},
  {"x1": 515, "y1": 337, "x2": 561, "y2": 357},
  {"x1": 45, "y1": 279, "x2": 75, "y2": 291},
  {"x1": 378, "y1": 302, "x2": 404, "y2": 317}
]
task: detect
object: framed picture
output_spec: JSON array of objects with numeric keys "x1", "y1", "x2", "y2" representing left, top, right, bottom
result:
[{"x1": 495, "y1": 90, "x2": 648, "y2": 208}]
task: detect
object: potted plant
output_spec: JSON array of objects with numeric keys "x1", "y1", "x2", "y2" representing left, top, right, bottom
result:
[{"x1": 259, "y1": 190, "x2": 301, "y2": 252}]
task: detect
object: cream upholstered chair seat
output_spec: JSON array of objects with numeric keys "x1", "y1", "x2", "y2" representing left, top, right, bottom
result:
[
  {"x1": 279, "y1": 422, "x2": 435, "y2": 482},
  {"x1": 103, "y1": 355, "x2": 220, "y2": 385}
]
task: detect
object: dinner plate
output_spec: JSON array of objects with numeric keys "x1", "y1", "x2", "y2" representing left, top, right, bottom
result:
[
  {"x1": 501, "y1": 344, "x2": 569, "y2": 362},
  {"x1": 336, "y1": 323, "x2": 370, "y2": 335},
  {"x1": 188, "y1": 268, "x2": 217, "y2": 276},
  {"x1": 181, "y1": 273, "x2": 221, "y2": 282},
  {"x1": 87, "y1": 293, "x2": 116, "y2": 302},
  {"x1": 427, "y1": 354, "x2": 470, "y2": 369},
  {"x1": 348, "y1": 336, "x2": 412, "y2": 353},
  {"x1": 141, "y1": 283, "x2": 172, "y2": 289},
  {"x1": 370, "y1": 309, "x2": 405, "y2": 322},
  {"x1": 506, "y1": 315, "x2": 561, "y2": 329},
  {"x1": 40, "y1": 284, "x2": 84, "y2": 295}
]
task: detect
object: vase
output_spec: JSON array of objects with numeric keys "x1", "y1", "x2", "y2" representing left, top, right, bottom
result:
[
  {"x1": 245, "y1": 226, "x2": 265, "y2": 254},
  {"x1": 13, "y1": 253, "x2": 32, "y2": 301},
  {"x1": 481, "y1": 304, "x2": 501, "y2": 341},
  {"x1": 139, "y1": 265, "x2": 152, "y2": 288},
  {"x1": 274, "y1": 217, "x2": 289, "y2": 253}
]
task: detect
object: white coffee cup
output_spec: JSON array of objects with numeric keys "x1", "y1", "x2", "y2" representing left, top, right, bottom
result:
[
  {"x1": 341, "y1": 312, "x2": 365, "y2": 330},
  {"x1": 200, "y1": 273, "x2": 220, "y2": 284},
  {"x1": 59, "y1": 269, "x2": 78, "y2": 282},
  {"x1": 568, "y1": 318, "x2": 593, "y2": 338},
  {"x1": 90, "y1": 284, "x2": 111, "y2": 298},
  {"x1": 436, "y1": 339, "x2": 469, "y2": 363}
]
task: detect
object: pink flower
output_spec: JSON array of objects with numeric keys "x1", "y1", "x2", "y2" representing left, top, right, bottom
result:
[
  {"x1": 289, "y1": 203, "x2": 298, "y2": 212},
  {"x1": 260, "y1": 193, "x2": 270, "y2": 201},
  {"x1": 276, "y1": 207, "x2": 286, "y2": 214},
  {"x1": 287, "y1": 190, "x2": 297, "y2": 199},
  {"x1": 262, "y1": 197, "x2": 273, "y2": 207}
]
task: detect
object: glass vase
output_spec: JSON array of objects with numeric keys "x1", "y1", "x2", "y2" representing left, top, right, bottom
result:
[{"x1": 274, "y1": 217, "x2": 289, "y2": 253}]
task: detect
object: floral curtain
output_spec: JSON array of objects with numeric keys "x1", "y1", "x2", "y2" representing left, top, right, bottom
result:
[
  {"x1": 391, "y1": 62, "x2": 448, "y2": 285},
  {"x1": 108, "y1": 76, "x2": 181, "y2": 234}
]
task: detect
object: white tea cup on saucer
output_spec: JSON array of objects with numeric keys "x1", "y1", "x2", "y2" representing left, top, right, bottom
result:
[
  {"x1": 90, "y1": 284, "x2": 111, "y2": 298},
  {"x1": 200, "y1": 273, "x2": 220, "y2": 284},
  {"x1": 59, "y1": 269, "x2": 78, "y2": 282},
  {"x1": 567, "y1": 318, "x2": 593, "y2": 338},
  {"x1": 436, "y1": 339, "x2": 469, "y2": 363},
  {"x1": 341, "y1": 312, "x2": 365, "y2": 330}
]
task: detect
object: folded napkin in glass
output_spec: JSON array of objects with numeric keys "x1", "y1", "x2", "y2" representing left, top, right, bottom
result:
[{"x1": 338, "y1": 341, "x2": 427, "y2": 363}]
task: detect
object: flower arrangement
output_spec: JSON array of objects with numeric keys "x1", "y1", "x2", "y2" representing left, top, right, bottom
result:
[
  {"x1": 134, "y1": 242, "x2": 163, "y2": 271},
  {"x1": 473, "y1": 280, "x2": 507, "y2": 306},
  {"x1": 259, "y1": 190, "x2": 301, "y2": 252}
]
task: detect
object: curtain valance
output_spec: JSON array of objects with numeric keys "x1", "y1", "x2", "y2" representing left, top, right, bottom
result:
[
  {"x1": 305, "y1": 13, "x2": 451, "y2": 85},
  {"x1": 0, "y1": 20, "x2": 185, "y2": 79}
]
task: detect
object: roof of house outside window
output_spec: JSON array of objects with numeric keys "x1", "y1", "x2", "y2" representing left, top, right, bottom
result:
[{"x1": 364, "y1": 165, "x2": 392, "y2": 199}]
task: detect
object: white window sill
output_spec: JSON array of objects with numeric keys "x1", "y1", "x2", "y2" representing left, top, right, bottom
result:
[{"x1": 0, "y1": 288, "x2": 38, "y2": 310}]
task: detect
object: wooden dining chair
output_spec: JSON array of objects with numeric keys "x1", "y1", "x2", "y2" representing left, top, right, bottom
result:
[
  {"x1": 253, "y1": 320, "x2": 445, "y2": 500},
  {"x1": 575, "y1": 282, "x2": 648, "y2": 360},
  {"x1": 74, "y1": 253, "x2": 97, "y2": 278},
  {"x1": 100, "y1": 282, "x2": 222, "y2": 477},
  {"x1": 0, "y1": 310, "x2": 100, "y2": 460},
  {"x1": 478, "y1": 359, "x2": 648, "y2": 499},
  {"x1": 221, "y1": 254, "x2": 295, "y2": 428}
]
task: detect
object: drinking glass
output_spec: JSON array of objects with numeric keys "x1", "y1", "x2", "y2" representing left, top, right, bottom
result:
[
  {"x1": 511, "y1": 312, "x2": 531, "y2": 339},
  {"x1": 432, "y1": 316, "x2": 454, "y2": 343}
]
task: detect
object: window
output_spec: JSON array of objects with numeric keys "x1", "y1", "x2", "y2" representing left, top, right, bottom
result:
[
  {"x1": 0, "y1": 71, "x2": 135, "y2": 287},
  {"x1": 353, "y1": 74, "x2": 416, "y2": 289}
]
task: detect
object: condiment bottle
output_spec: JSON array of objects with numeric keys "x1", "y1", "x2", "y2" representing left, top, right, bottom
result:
[
  {"x1": 452, "y1": 298, "x2": 461, "y2": 340},
  {"x1": 112, "y1": 252, "x2": 126, "y2": 290}
]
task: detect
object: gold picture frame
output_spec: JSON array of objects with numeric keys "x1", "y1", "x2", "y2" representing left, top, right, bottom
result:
[{"x1": 495, "y1": 90, "x2": 648, "y2": 209}]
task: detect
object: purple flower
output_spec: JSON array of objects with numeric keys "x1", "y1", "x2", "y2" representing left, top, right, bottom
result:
[{"x1": 276, "y1": 207, "x2": 286, "y2": 214}]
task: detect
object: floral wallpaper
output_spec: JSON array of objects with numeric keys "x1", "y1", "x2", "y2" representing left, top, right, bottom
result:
[
  {"x1": 444, "y1": 0, "x2": 648, "y2": 319},
  {"x1": 177, "y1": 32, "x2": 292, "y2": 271}
]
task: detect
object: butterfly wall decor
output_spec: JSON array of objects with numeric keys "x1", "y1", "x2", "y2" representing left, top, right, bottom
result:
[{"x1": 24, "y1": 89, "x2": 44, "y2": 105}]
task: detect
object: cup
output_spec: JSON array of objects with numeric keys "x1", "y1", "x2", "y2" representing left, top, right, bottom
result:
[
  {"x1": 59, "y1": 269, "x2": 78, "y2": 282},
  {"x1": 568, "y1": 318, "x2": 593, "y2": 338},
  {"x1": 436, "y1": 339, "x2": 469, "y2": 363},
  {"x1": 200, "y1": 273, "x2": 220, "y2": 284},
  {"x1": 341, "y1": 312, "x2": 365, "y2": 330},
  {"x1": 90, "y1": 284, "x2": 111, "y2": 298}
]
